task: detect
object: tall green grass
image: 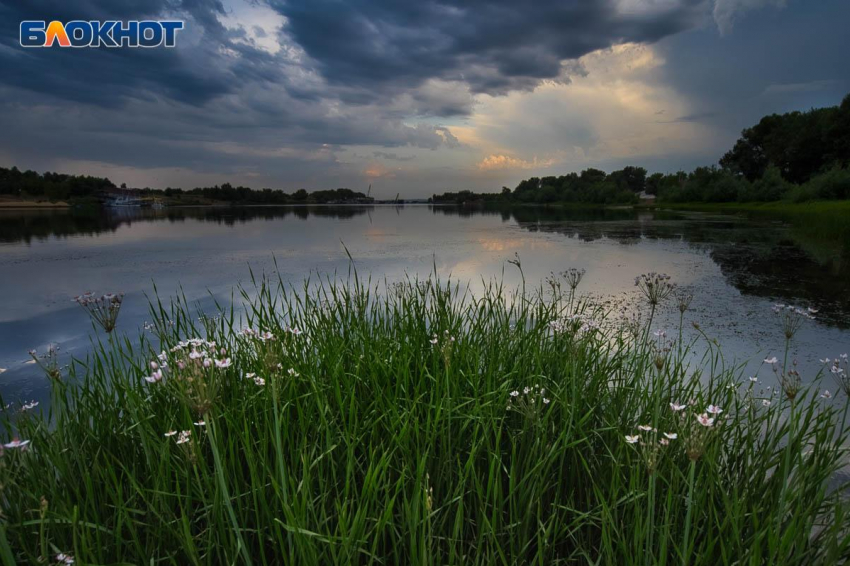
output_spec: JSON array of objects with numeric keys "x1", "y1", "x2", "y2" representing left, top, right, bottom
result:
[{"x1": 1, "y1": 271, "x2": 848, "y2": 564}]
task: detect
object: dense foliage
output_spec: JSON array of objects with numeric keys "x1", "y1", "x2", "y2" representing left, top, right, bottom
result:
[
  {"x1": 432, "y1": 167, "x2": 644, "y2": 205},
  {"x1": 0, "y1": 168, "x2": 370, "y2": 205},
  {"x1": 720, "y1": 93, "x2": 850, "y2": 183},
  {"x1": 0, "y1": 167, "x2": 114, "y2": 203},
  {"x1": 2, "y1": 274, "x2": 849, "y2": 564},
  {"x1": 433, "y1": 93, "x2": 850, "y2": 205}
]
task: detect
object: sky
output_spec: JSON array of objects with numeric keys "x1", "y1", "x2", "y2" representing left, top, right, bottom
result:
[{"x1": 0, "y1": 0, "x2": 848, "y2": 199}]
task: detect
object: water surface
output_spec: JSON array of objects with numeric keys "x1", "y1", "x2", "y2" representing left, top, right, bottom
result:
[{"x1": 1, "y1": 205, "x2": 847, "y2": 407}]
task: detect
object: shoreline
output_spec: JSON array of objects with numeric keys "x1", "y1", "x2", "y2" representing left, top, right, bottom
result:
[{"x1": 0, "y1": 200, "x2": 70, "y2": 209}]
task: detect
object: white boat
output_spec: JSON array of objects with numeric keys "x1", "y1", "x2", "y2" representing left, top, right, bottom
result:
[{"x1": 106, "y1": 195, "x2": 143, "y2": 207}]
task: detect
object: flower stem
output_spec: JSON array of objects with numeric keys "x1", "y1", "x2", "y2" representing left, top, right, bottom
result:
[{"x1": 682, "y1": 460, "x2": 696, "y2": 565}]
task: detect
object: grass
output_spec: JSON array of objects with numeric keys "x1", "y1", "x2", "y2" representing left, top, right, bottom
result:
[
  {"x1": 656, "y1": 200, "x2": 850, "y2": 269},
  {"x1": 1, "y1": 269, "x2": 849, "y2": 565}
]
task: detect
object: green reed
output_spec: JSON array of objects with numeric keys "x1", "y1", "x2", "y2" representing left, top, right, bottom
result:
[{"x1": 1, "y1": 269, "x2": 848, "y2": 565}]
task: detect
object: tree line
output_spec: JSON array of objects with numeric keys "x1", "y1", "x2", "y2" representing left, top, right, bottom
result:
[
  {"x1": 3, "y1": 93, "x2": 848, "y2": 207},
  {"x1": 0, "y1": 170, "x2": 370, "y2": 205},
  {"x1": 433, "y1": 93, "x2": 850, "y2": 205}
]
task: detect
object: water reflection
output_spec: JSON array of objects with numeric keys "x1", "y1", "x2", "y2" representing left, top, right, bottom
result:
[
  {"x1": 433, "y1": 205, "x2": 849, "y2": 326},
  {"x1": 2, "y1": 205, "x2": 847, "y2": 327},
  {"x1": 1, "y1": 204, "x2": 847, "y2": 408},
  {"x1": 0, "y1": 206, "x2": 373, "y2": 244}
]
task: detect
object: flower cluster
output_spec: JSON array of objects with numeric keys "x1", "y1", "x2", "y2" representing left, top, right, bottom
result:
[
  {"x1": 669, "y1": 401, "x2": 723, "y2": 461},
  {"x1": 764, "y1": 356, "x2": 802, "y2": 401},
  {"x1": 676, "y1": 291, "x2": 694, "y2": 314},
  {"x1": 507, "y1": 384, "x2": 551, "y2": 420},
  {"x1": 28, "y1": 344, "x2": 61, "y2": 381},
  {"x1": 634, "y1": 273, "x2": 676, "y2": 306},
  {"x1": 772, "y1": 304, "x2": 815, "y2": 340},
  {"x1": 148, "y1": 338, "x2": 232, "y2": 414},
  {"x1": 821, "y1": 354, "x2": 849, "y2": 396},
  {"x1": 562, "y1": 268, "x2": 586, "y2": 291},
  {"x1": 430, "y1": 330, "x2": 456, "y2": 365},
  {"x1": 242, "y1": 325, "x2": 304, "y2": 339},
  {"x1": 741, "y1": 375, "x2": 778, "y2": 408},
  {"x1": 74, "y1": 292, "x2": 124, "y2": 333},
  {"x1": 164, "y1": 429, "x2": 192, "y2": 445},
  {"x1": 650, "y1": 330, "x2": 674, "y2": 371},
  {"x1": 244, "y1": 372, "x2": 265, "y2": 386},
  {"x1": 549, "y1": 313, "x2": 599, "y2": 336},
  {"x1": 166, "y1": 338, "x2": 231, "y2": 371},
  {"x1": 624, "y1": 424, "x2": 678, "y2": 473}
]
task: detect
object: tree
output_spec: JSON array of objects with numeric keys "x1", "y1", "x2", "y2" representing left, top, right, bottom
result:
[
  {"x1": 607, "y1": 166, "x2": 647, "y2": 193},
  {"x1": 645, "y1": 173, "x2": 665, "y2": 195}
]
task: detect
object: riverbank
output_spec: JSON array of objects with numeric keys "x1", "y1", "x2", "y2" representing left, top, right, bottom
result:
[
  {"x1": 649, "y1": 199, "x2": 850, "y2": 216},
  {"x1": 653, "y1": 200, "x2": 850, "y2": 264},
  {"x1": 2, "y1": 275, "x2": 848, "y2": 564},
  {"x1": 0, "y1": 199, "x2": 69, "y2": 209}
]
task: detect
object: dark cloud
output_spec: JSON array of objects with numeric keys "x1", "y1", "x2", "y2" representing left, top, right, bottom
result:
[
  {"x1": 655, "y1": 0, "x2": 850, "y2": 141},
  {"x1": 270, "y1": 0, "x2": 707, "y2": 95},
  {"x1": 656, "y1": 111, "x2": 718, "y2": 123},
  {"x1": 0, "y1": 0, "x2": 240, "y2": 106},
  {"x1": 0, "y1": 0, "x2": 845, "y2": 195}
]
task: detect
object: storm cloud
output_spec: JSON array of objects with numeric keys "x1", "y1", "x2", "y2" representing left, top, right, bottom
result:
[{"x1": 0, "y1": 0, "x2": 846, "y2": 195}]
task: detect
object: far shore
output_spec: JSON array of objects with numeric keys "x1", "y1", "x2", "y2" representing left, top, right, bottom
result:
[{"x1": 0, "y1": 199, "x2": 70, "y2": 209}]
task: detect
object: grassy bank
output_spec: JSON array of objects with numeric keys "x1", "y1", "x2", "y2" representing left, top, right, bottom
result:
[
  {"x1": 653, "y1": 199, "x2": 850, "y2": 216},
  {"x1": 656, "y1": 200, "x2": 850, "y2": 266},
  {"x1": 2, "y1": 273, "x2": 849, "y2": 564}
]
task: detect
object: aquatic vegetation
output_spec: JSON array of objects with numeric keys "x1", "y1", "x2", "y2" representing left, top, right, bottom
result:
[
  {"x1": 1, "y1": 274, "x2": 849, "y2": 565},
  {"x1": 74, "y1": 291, "x2": 124, "y2": 333},
  {"x1": 634, "y1": 272, "x2": 676, "y2": 307},
  {"x1": 28, "y1": 344, "x2": 61, "y2": 381}
]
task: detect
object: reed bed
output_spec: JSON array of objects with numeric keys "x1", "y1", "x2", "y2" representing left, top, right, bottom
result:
[{"x1": 1, "y1": 269, "x2": 848, "y2": 565}]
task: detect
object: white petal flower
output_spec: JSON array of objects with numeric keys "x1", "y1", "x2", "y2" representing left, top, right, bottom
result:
[
  {"x1": 625, "y1": 435, "x2": 640, "y2": 444},
  {"x1": 145, "y1": 369, "x2": 164, "y2": 383},
  {"x1": 696, "y1": 413, "x2": 715, "y2": 427}
]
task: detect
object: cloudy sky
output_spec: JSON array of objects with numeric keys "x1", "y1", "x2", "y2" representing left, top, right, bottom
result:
[{"x1": 0, "y1": 0, "x2": 847, "y2": 198}]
